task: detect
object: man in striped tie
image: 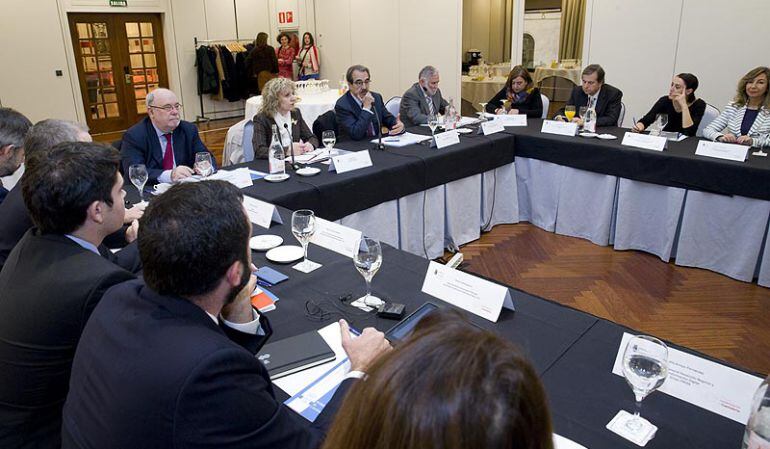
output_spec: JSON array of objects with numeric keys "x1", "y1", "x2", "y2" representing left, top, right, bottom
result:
[
  {"x1": 400, "y1": 65, "x2": 450, "y2": 128},
  {"x1": 555, "y1": 64, "x2": 624, "y2": 127}
]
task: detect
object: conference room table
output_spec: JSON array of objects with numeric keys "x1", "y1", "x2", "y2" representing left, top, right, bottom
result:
[{"x1": 248, "y1": 206, "x2": 756, "y2": 449}]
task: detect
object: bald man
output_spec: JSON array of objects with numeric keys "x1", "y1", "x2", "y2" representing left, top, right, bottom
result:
[{"x1": 121, "y1": 88, "x2": 216, "y2": 185}]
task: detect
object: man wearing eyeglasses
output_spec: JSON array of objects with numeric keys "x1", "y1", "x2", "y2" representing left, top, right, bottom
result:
[
  {"x1": 335, "y1": 65, "x2": 405, "y2": 141},
  {"x1": 121, "y1": 88, "x2": 216, "y2": 184}
]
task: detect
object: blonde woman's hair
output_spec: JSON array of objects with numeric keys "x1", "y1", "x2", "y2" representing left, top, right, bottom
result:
[
  {"x1": 259, "y1": 78, "x2": 295, "y2": 117},
  {"x1": 734, "y1": 66, "x2": 770, "y2": 109}
]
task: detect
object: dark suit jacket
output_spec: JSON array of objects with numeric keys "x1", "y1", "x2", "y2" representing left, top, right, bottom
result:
[
  {"x1": 252, "y1": 109, "x2": 320, "y2": 159},
  {"x1": 555, "y1": 83, "x2": 624, "y2": 127},
  {"x1": 0, "y1": 231, "x2": 135, "y2": 449},
  {"x1": 121, "y1": 117, "x2": 215, "y2": 184},
  {"x1": 399, "y1": 83, "x2": 449, "y2": 127},
  {"x1": 335, "y1": 91, "x2": 397, "y2": 141},
  {"x1": 0, "y1": 185, "x2": 142, "y2": 273},
  {"x1": 62, "y1": 280, "x2": 354, "y2": 449}
]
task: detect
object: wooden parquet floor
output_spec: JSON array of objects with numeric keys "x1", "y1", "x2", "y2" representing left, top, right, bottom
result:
[
  {"x1": 457, "y1": 223, "x2": 770, "y2": 375},
  {"x1": 97, "y1": 118, "x2": 770, "y2": 375}
]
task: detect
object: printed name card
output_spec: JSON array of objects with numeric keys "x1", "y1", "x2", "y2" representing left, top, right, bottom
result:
[
  {"x1": 494, "y1": 114, "x2": 528, "y2": 127},
  {"x1": 541, "y1": 120, "x2": 578, "y2": 137},
  {"x1": 310, "y1": 218, "x2": 362, "y2": 258},
  {"x1": 480, "y1": 120, "x2": 505, "y2": 136},
  {"x1": 329, "y1": 150, "x2": 373, "y2": 174},
  {"x1": 612, "y1": 332, "x2": 764, "y2": 423},
  {"x1": 695, "y1": 140, "x2": 749, "y2": 162},
  {"x1": 621, "y1": 132, "x2": 667, "y2": 152},
  {"x1": 433, "y1": 130, "x2": 460, "y2": 149},
  {"x1": 421, "y1": 261, "x2": 514, "y2": 322},
  {"x1": 243, "y1": 196, "x2": 283, "y2": 229}
]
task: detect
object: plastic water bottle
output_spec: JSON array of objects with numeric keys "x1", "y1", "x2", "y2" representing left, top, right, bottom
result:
[
  {"x1": 743, "y1": 375, "x2": 770, "y2": 449},
  {"x1": 444, "y1": 98, "x2": 458, "y2": 130},
  {"x1": 268, "y1": 125, "x2": 285, "y2": 176},
  {"x1": 583, "y1": 107, "x2": 597, "y2": 133}
]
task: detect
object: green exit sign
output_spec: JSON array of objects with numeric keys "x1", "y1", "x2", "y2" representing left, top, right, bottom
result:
[{"x1": 110, "y1": 0, "x2": 127, "y2": 6}]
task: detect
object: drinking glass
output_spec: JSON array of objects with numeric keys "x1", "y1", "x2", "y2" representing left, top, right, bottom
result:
[
  {"x1": 128, "y1": 164, "x2": 148, "y2": 202},
  {"x1": 477, "y1": 103, "x2": 489, "y2": 121},
  {"x1": 564, "y1": 105, "x2": 576, "y2": 121},
  {"x1": 291, "y1": 210, "x2": 316, "y2": 271},
  {"x1": 579, "y1": 106, "x2": 588, "y2": 119},
  {"x1": 194, "y1": 152, "x2": 213, "y2": 177},
  {"x1": 322, "y1": 130, "x2": 336, "y2": 156},
  {"x1": 622, "y1": 335, "x2": 669, "y2": 433},
  {"x1": 656, "y1": 114, "x2": 669, "y2": 132},
  {"x1": 353, "y1": 237, "x2": 383, "y2": 307},
  {"x1": 428, "y1": 113, "x2": 439, "y2": 137}
]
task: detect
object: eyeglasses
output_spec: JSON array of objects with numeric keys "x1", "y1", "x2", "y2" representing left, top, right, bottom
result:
[
  {"x1": 352, "y1": 79, "x2": 371, "y2": 86},
  {"x1": 149, "y1": 103, "x2": 183, "y2": 112}
]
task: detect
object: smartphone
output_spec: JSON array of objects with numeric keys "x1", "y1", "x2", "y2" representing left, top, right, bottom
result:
[{"x1": 384, "y1": 302, "x2": 439, "y2": 342}]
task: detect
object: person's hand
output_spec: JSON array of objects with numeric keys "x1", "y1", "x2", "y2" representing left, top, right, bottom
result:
[
  {"x1": 362, "y1": 92, "x2": 375, "y2": 110},
  {"x1": 737, "y1": 135, "x2": 754, "y2": 146},
  {"x1": 671, "y1": 92, "x2": 688, "y2": 108},
  {"x1": 574, "y1": 117, "x2": 584, "y2": 126},
  {"x1": 388, "y1": 114, "x2": 405, "y2": 135},
  {"x1": 221, "y1": 268, "x2": 258, "y2": 323},
  {"x1": 339, "y1": 319, "x2": 391, "y2": 372},
  {"x1": 719, "y1": 133, "x2": 738, "y2": 143},
  {"x1": 123, "y1": 203, "x2": 145, "y2": 223},
  {"x1": 556, "y1": 115, "x2": 566, "y2": 122},
  {"x1": 632, "y1": 122, "x2": 645, "y2": 133},
  {"x1": 495, "y1": 108, "x2": 505, "y2": 115},
  {"x1": 171, "y1": 165, "x2": 194, "y2": 181},
  {"x1": 508, "y1": 108, "x2": 519, "y2": 115},
  {"x1": 125, "y1": 219, "x2": 139, "y2": 243}
]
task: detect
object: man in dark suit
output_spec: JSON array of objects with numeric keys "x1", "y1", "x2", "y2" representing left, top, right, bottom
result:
[
  {"x1": 0, "y1": 108, "x2": 31, "y2": 205},
  {"x1": 0, "y1": 119, "x2": 143, "y2": 272},
  {"x1": 400, "y1": 65, "x2": 449, "y2": 127},
  {"x1": 0, "y1": 142, "x2": 136, "y2": 448},
  {"x1": 335, "y1": 64, "x2": 405, "y2": 141},
  {"x1": 555, "y1": 64, "x2": 623, "y2": 127},
  {"x1": 121, "y1": 88, "x2": 216, "y2": 184},
  {"x1": 62, "y1": 181, "x2": 391, "y2": 449}
]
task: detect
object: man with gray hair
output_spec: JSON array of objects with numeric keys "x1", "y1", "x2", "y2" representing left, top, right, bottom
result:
[
  {"x1": 399, "y1": 65, "x2": 450, "y2": 127},
  {"x1": 121, "y1": 88, "x2": 215, "y2": 184},
  {"x1": 0, "y1": 108, "x2": 32, "y2": 205}
]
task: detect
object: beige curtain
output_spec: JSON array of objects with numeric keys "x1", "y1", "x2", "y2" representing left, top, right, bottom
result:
[{"x1": 558, "y1": 0, "x2": 586, "y2": 61}]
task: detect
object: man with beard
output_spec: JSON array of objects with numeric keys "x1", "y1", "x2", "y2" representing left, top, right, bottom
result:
[
  {"x1": 62, "y1": 181, "x2": 391, "y2": 449},
  {"x1": 399, "y1": 65, "x2": 449, "y2": 127},
  {"x1": 335, "y1": 64, "x2": 404, "y2": 140}
]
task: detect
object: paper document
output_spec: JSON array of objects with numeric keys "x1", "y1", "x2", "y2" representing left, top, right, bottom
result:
[
  {"x1": 208, "y1": 167, "x2": 254, "y2": 188},
  {"x1": 553, "y1": 433, "x2": 588, "y2": 449},
  {"x1": 612, "y1": 332, "x2": 763, "y2": 423},
  {"x1": 283, "y1": 147, "x2": 331, "y2": 164},
  {"x1": 373, "y1": 132, "x2": 432, "y2": 148}
]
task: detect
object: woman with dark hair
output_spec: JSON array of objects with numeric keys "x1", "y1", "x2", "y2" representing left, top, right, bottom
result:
[
  {"x1": 296, "y1": 32, "x2": 320, "y2": 81},
  {"x1": 704, "y1": 66, "x2": 770, "y2": 148},
  {"x1": 244, "y1": 32, "x2": 278, "y2": 96},
  {"x1": 321, "y1": 309, "x2": 554, "y2": 449},
  {"x1": 485, "y1": 65, "x2": 543, "y2": 118},
  {"x1": 276, "y1": 32, "x2": 297, "y2": 80},
  {"x1": 633, "y1": 73, "x2": 706, "y2": 136}
]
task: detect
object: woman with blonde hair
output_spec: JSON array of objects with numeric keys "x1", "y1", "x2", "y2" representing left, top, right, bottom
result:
[
  {"x1": 703, "y1": 66, "x2": 770, "y2": 147},
  {"x1": 251, "y1": 77, "x2": 318, "y2": 159},
  {"x1": 485, "y1": 65, "x2": 543, "y2": 118}
]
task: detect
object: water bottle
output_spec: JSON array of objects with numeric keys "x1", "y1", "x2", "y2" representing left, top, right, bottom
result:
[
  {"x1": 268, "y1": 125, "x2": 285, "y2": 176},
  {"x1": 743, "y1": 375, "x2": 770, "y2": 449},
  {"x1": 444, "y1": 98, "x2": 458, "y2": 130},
  {"x1": 583, "y1": 107, "x2": 597, "y2": 133}
]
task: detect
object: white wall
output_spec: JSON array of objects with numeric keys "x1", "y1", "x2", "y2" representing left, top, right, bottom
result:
[{"x1": 524, "y1": 11, "x2": 560, "y2": 68}]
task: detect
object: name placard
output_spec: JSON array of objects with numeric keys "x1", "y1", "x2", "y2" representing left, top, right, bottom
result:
[
  {"x1": 621, "y1": 132, "x2": 667, "y2": 152},
  {"x1": 541, "y1": 120, "x2": 578, "y2": 137},
  {"x1": 329, "y1": 150, "x2": 373, "y2": 174},
  {"x1": 433, "y1": 130, "x2": 460, "y2": 149},
  {"x1": 310, "y1": 218, "x2": 362, "y2": 258},
  {"x1": 480, "y1": 120, "x2": 505, "y2": 135},
  {"x1": 695, "y1": 140, "x2": 749, "y2": 162},
  {"x1": 494, "y1": 114, "x2": 527, "y2": 127},
  {"x1": 421, "y1": 261, "x2": 514, "y2": 322},
  {"x1": 243, "y1": 196, "x2": 283, "y2": 229}
]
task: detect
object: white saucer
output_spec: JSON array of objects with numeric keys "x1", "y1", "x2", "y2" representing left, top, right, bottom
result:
[
  {"x1": 264, "y1": 173, "x2": 290, "y2": 182},
  {"x1": 250, "y1": 234, "x2": 284, "y2": 251},
  {"x1": 296, "y1": 167, "x2": 321, "y2": 176},
  {"x1": 597, "y1": 134, "x2": 618, "y2": 140},
  {"x1": 265, "y1": 245, "x2": 304, "y2": 263},
  {"x1": 456, "y1": 128, "x2": 473, "y2": 134},
  {"x1": 579, "y1": 132, "x2": 598, "y2": 138}
]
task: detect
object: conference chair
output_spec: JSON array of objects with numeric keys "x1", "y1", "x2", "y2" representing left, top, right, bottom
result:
[
  {"x1": 222, "y1": 119, "x2": 255, "y2": 165},
  {"x1": 312, "y1": 110, "x2": 338, "y2": 142},
  {"x1": 617, "y1": 102, "x2": 626, "y2": 127},
  {"x1": 540, "y1": 94, "x2": 549, "y2": 119},
  {"x1": 538, "y1": 75, "x2": 575, "y2": 117},
  {"x1": 385, "y1": 96, "x2": 401, "y2": 118},
  {"x1": 696, "y1": 103, "x2": 720, "y2": 138}
]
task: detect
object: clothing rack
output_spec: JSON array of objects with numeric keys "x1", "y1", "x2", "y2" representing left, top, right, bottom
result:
[{"x1": 193, "y1": 36, "x2": 254, "y2": 123}]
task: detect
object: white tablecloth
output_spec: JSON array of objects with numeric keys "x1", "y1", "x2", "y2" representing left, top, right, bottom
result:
[
  {"x1": 461, "y1": 75, "x2": 507, "y2": 112},
  {"x1": 244, "y1": 90, "x2": 341, "y2": 129}
]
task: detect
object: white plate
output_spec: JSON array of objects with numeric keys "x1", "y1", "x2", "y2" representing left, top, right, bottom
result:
[
  {"x1": 579, "y1": 132, "x2": 598, "y2": 138},
  {"x1": 456, "y1": 128, "x2": 473, "y2": 134},
  {"x1": 250, "y1": 234, "x2": 283, "y2": 251},
  {"x1": 296, "y1": 167, "x2": 321, "y2": 176},
  {"x1": 265, "y1": 245, "x2": 304, "y2": 264},
  {"x1": 264, "y1": 173, "x2": 290, "y2": 183},
  {"x1": 597, "y1": 134, "x2": 618, "y2": 140}
]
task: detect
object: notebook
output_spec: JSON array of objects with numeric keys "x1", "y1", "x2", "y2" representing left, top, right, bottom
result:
[{"x1": 257, "y1": 330, "x2": 336, "y2": 379}]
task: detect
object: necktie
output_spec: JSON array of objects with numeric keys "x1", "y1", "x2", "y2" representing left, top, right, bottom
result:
[
  {"x1": 162, "y1": 134, "x2": 174, "y2": 170},
  {"x1": 427, "y1": 95, "x2": 435, "y2": 116},
  {"x1": 367, "y1": 120, "x2": 376, "y2": 137}
]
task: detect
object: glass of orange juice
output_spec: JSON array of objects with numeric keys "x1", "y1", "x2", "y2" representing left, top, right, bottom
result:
[{"x1": 564, "y1": 105, "x2": 576, "y2": 121}]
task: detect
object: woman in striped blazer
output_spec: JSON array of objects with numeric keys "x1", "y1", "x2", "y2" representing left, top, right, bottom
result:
[{"x1": 704, "y1": 66, "x2": 770, "y2": 148}]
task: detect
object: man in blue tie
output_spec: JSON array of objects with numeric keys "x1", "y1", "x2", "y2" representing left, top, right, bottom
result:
[
  {"x1": 335, "y1": 65, "x2": 404, "y2": 141},
  {"x1": 120, "y1": 88, "x2": 216, "y2": 184}
]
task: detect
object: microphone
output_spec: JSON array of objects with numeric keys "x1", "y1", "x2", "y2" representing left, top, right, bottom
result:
[
  {"x1": 283, "y1": 122, "x2": 300, "y2": 170},
  {"x1": 371, "y1": 96, "x2": 385, "y2": 151}
]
